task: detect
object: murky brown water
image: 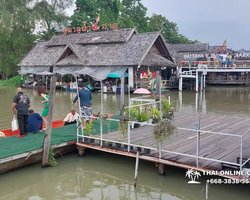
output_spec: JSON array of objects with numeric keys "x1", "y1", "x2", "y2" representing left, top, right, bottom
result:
[{"x1": 1, "y1": 86, "x2": 250, "y2": 199}]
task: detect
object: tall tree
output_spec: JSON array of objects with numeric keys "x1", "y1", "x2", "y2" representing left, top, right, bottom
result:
[
  {"x1": 71, "y1": 0, "x2": 120, "y2": 28},
  {"x1": 0, "y1": 0, "x2": 36, "y2": 79},
  {"x1": 32, "y1": 0, "x2": 73, "y2": 40},
  {"x1": 120, "y1": 0, "x2": 148, "y2": 32}
]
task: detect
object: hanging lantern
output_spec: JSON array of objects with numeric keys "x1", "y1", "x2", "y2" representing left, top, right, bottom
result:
[
  {"x1": 202, "y1": 61, "x2": 205, "y2": 64},
  {"x1": 180, "y1": 62, "x2": 184, "y2": 66},
  {"x1": 195, "y1": 61, "x2": 199, "y2": 65}
]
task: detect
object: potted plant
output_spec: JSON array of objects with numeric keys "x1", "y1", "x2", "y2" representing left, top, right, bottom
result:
[
  {"x1": 125, "y1": 105, "x2": 139, "y2": 128},
  {"x1": 136, "y1": 111, "x2": 149, "y2": 127},
  {"x1": 108, "y1": 141, "x2": 113, "y2": 147},
  {"x1": 161, "y1": 98, "x2": 175, "y2": 119},
  {"x1": 153, "y1": 119, "x2": 177, "y2": 149},
  {"x1": 151, "y1": 107, "x2": 160, "y2": 124},
  {"x1": 98, "y1": 112, "x2": 111, "y2": 133},
  {"x1": 118, "y1": 114, "x2": 130, "y2": 141},
  {"x1": 116, "y1": 139, "x2": 122, "y2": 148},
  {"x1": 137, "y1": 142, "x2": 142, "y2": 152},
  {"x1": 84, "y1": 121, "x2": 95, "y2": 143},
  {"x1": 144, "y1": 147, "x2": 151, "y2": 155}
]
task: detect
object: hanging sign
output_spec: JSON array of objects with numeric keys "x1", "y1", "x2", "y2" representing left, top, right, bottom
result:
[
  {"x1": 63, "y1": 15, "x2": 118, "y2": 35},
  {"x1": 141, "y1": 72, "x2": 148, "y2": 79}
]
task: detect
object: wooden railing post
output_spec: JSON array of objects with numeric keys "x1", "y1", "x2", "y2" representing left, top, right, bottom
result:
[{"x1": 42, "y1": 76, "x2": 56, "y2": 167}]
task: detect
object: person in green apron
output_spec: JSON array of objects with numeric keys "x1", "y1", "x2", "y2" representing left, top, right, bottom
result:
[{"x1": 37, "y1": 86, "x2": 49, "y2": 130}]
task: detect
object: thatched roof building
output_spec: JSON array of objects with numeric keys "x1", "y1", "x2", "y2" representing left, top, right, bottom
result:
[{"x1": 18, "y1": 28, "x2": 175, "y2": 80}]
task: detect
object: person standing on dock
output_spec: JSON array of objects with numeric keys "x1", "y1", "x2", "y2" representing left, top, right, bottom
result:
[
  {"x1": 37, "y1": 86, "x2": 49, "y2": 130},
  {"x1": 12, "y1": 87, "x2": 30, "y2": 138},
  {"x1": 73, "y1": 82, "x2": 92, "y2": 129}
]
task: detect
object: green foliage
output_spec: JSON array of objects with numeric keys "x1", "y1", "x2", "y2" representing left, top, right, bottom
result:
[
  {"x1": 153, "y1": 120, "x2": 177, "y2": 147},
  {"x1": 32, "y1": 0, "x2": 73, "y2": 40},
  {"x1": 162, "y1": 98, "x2": 175, "y2": 118},
  {"x1": 83, "y1": 121, "x2": 95, "y2": 136},
  {"x1": 118, "y1": 114, "x2": 130, "y2": 141},
  {"x1": 49, "y1": 148, "x2": 57, "y2": 167},
  {"x1": 119, "y1": 0, "x2": 149, "y2": 32},
  {"x1": 136, "y1": 111, "x2": 149, "y2": 122},
  {"x1": 0, "y1": 75, "x2": 26, "y2": 86},
  {"x1": 98, "y1": 113, "x2": 111, "y2": 133},
  {"x1": 71, "y1": 0, "x2": 120, "y2": 28},
  {"x1": 125, "y1": 105, "x2": 139, "y2": 121},
  {"x1": 151, "y1": 107, "x2": 160, "y2": 120}
]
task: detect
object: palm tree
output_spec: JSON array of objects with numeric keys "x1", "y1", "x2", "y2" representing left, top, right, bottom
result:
[{"x1": 185, "y1": 169, "x2": 195, "y2": 181}]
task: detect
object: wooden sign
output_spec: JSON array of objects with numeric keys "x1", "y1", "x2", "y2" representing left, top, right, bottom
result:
[{"x1": 63, "y1": 15, "x2": 118, "y2": 35}]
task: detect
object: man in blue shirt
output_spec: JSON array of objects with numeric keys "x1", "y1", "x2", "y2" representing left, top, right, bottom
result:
[
  {"x1": 28, "y1": 109, "x2": 43, "y2": 133},
  {"x1": 73, "y1": 82, "x2": 92, "y2": 129}
]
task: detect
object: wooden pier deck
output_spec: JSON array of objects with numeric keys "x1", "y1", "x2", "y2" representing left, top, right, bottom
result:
[{"x1": 78, "y1": 112, "x2": 250, "y2": 171}]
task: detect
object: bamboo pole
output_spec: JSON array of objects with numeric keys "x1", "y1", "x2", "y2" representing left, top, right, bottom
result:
[
  {"x1": 120, "y1": 74, "x2": 125, "y2": 114},
  {"x1": 42, "y1": 76, "x2": 56, "y2": 167}
]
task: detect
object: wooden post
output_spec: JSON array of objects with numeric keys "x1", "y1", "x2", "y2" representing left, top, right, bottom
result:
[
  {"x1": 134, "y1": 151, "x2": 140, "y2": 188},
  {"x1": 120, "y1": 74, "x2": 125, "y2": 114},
  {"x1": 155, "y1": 70, "x2": 161, "y2": 101},
  {"x1": 42, "y1": 76, "x2": 56, "y2": 167},
  {"x1": 206, "y1": 181, "x2": 209, "y2": 200}
]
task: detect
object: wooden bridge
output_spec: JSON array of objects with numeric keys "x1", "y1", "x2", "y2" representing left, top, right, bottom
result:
[{"x1": 77, "y1": 112, "x2": 250, "y2": 176}]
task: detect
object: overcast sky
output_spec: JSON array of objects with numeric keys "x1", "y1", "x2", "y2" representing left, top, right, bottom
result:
[
  {"x1": 142, "y1": 0, "x2": 249, "y2": 50},
  {"x1": 67, "y1": 0, "x2": 249, "y2": 50}
]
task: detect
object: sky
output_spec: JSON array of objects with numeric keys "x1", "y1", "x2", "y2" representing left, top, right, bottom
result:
[
  {"x1": 67, "y1": 0, "x2": 249, "y2": 50},
  {"x1": 141, "y1": 0, "x2": 250, "y2": 50}
]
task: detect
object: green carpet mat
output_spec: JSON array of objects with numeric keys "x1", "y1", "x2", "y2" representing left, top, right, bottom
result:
[{"x1": 0, "y1": 116, "x2": 119, "y2": 159}]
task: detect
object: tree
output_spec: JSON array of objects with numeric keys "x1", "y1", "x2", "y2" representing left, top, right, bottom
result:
[
  {"x1": 32, "y1": 0, "x2": 73, "y2": 40},
  {"x1": 120, "y1": 0, "x2": 148, "y2": 32},
  {"x1": 71, "y1": 0, "x2": 120, "y2": 28},
  {"x1": 0, "y1": 0, "x2": 36, "y2": 79}
]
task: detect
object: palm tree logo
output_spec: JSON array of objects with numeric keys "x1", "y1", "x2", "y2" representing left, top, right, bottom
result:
[{"x1": 185, "y1": 169, "x2": 201, "y2": 184}]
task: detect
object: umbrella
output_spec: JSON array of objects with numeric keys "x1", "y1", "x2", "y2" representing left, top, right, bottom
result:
[
  {"x1": 106, "y1": 73, "x2": 128, "y2": 78},
  {"x1": 133, "y1": 88, "x2": 151, "y2": 95}
]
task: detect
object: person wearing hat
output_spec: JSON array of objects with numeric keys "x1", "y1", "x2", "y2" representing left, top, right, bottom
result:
[
  {"x1": 63, "y1": 108, "x2": 80, "y2": 126},
  {"x1": 72, "y1": 82, "x2": 92, "y2": 129}
]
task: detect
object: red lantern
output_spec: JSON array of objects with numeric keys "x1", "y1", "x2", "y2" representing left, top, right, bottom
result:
[
  {"x1": 195, "y1": 61, "x2": 199, "y2": 65},
  {"x1": 202, "y1": 61, "x2": 205, "y2": 64},
  {"x1": 180, "y1": 62, "x2": 184, "y2": 66}
]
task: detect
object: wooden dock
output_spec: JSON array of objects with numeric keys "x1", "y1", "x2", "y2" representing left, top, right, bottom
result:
[{"x1": 77, "y1": 112, "x2": 250, "y2": 174}]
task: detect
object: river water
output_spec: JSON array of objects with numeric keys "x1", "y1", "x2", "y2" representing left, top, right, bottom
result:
[{"x1": 0, "y1": 86, "x2": 250, "y2": 200}]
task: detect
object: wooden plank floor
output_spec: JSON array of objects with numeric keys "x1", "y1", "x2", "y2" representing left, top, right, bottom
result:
[{"x1": 98, "y1": 112, "x2": 250, "y2": 170}]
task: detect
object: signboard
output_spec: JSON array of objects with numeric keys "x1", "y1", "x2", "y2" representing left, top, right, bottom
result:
[
  {"x1": 184, "y1": 54, "x2": 205, "y2": 60},
  {"x1": 141, "y1": 72, "x2": 148, "y2": 79},
  {"x1": 63, "y1": 15, "x2": 118, "y2": 35}
]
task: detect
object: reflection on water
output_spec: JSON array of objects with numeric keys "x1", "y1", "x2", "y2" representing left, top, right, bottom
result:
[
  {"x1": 1, "y1": 86, "x2": 250, "y2": 130},
  {"x1": 0, "y1": 151, "x2": 249, "y2": 200}
]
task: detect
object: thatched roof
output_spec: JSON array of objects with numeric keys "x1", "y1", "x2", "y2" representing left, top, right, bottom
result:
[
  {"x1": 47, "y1": 28, "x2": 136, "y2": 46},
  {"x1": 170, "y1": 43, "x2": 209, "y2": 52},
  {"x1": 141, "y1": 53, "x2": 175, "y2": 67},
  {"x1": 19, "y1": 28, "x2": 175, "y2": 69}
]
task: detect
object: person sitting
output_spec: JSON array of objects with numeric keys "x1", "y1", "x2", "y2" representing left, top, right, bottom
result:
[
  {"x1": 28, "y1": 109, "x2": 43, "y2": 133},
  {"x1": 63, "y1": 108, "x2": 80, "y2": 126}
]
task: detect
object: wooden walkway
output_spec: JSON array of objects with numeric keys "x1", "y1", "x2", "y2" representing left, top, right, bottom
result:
[{"x1": 79, "y1": 112, "x2": 250, "y2": 171}]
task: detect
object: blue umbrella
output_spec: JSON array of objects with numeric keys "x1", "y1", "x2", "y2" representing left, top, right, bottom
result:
[{"x1": 106, "y1": 73, "x2": 128, "y2": 78}]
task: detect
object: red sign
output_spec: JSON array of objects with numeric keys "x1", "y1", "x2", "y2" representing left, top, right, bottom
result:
[
  {"x1": 63, "y1": 15, "x2": 118, "y2": 35},
  {"x1": 141, "y1": 72, "x2": 148, "y2": 79}
]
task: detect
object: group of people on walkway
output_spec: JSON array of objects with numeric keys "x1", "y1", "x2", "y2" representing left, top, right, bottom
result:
[{"x1": 12, "y1": 82, "x2": 93, "y2": 137}]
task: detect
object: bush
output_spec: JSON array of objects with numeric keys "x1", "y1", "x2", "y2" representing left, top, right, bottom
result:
[{"x1": 0, "y1": 75, "x2": 26, "y2": 86}]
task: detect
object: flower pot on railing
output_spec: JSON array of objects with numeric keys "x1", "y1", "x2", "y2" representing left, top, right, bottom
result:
[
  {"x1": 134, "y1": 123, "x2": 140, "y2": 128},
  {"x1": 108, "y1": 142, "x2": 112, "y2": 147},
  {"x1": 136, "y1": 147, "x2": 142, "y2": 152},
  {"x1": 116, "y1": 143, "x2": 121, "y2": 148},
  {"x1": 89, "y1": 138, "x2": 95, "y2": 143},
  {"x1": 124, "y1": 144, "x2": 128, "y2": 149},
  {"x1": 84, "y1": 137, "x2": 89, "y2": 143},
  {"x1": 152, "y1": 119, "x2": 158, "y2": 124},
  {"x1": 144, "y1": 148, "x2": 151, "y2": 155}
]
